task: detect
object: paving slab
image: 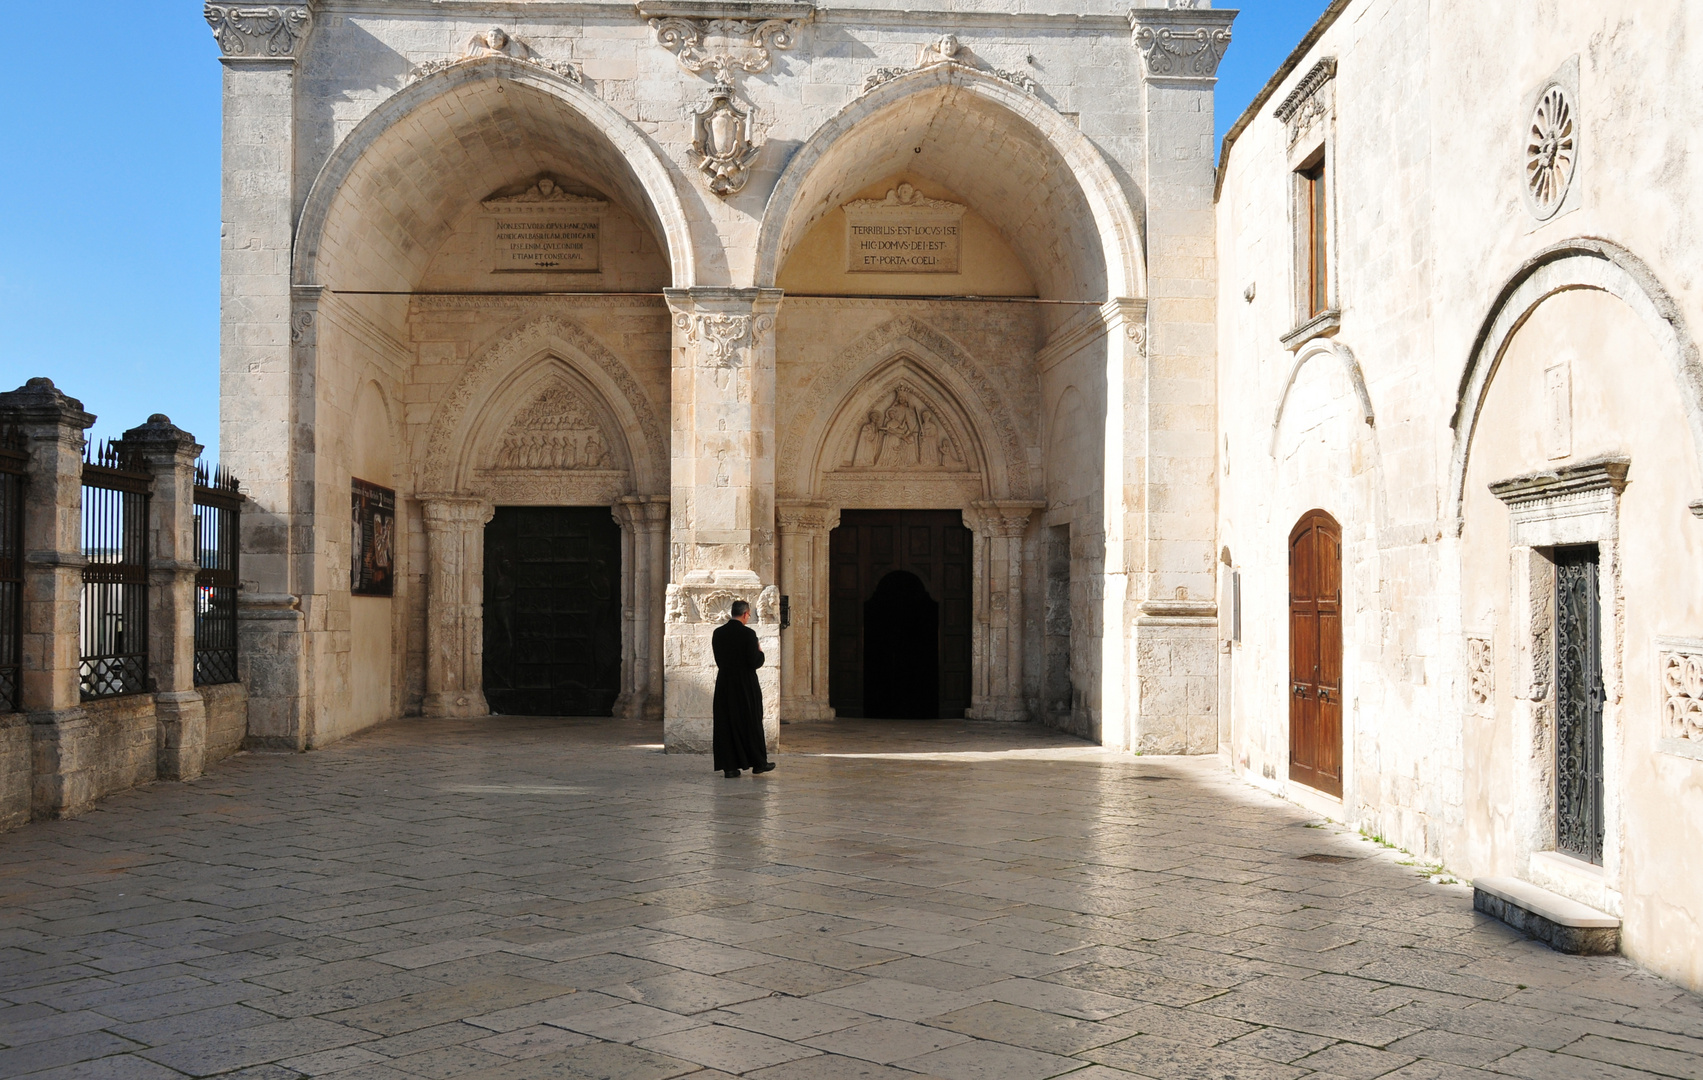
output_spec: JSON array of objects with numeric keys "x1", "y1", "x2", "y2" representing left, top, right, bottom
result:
[{"x1": 0, "y1": 715, "x2": 1696, "y2": 1078}]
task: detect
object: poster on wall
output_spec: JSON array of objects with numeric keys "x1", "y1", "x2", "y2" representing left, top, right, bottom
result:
[{"x1": 351, "y1": 478, "x2": 395, "y2": 597}]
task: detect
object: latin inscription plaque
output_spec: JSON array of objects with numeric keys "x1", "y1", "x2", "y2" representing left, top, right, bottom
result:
[
  {"x1": 843, "y1": 184, "x2": 965, "y2": 274},
  {"x1": 483, "y1": 177, "x2": 604, "y2": 273}
]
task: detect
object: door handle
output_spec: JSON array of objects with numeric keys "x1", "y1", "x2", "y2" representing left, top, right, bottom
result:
[
  {"x1": 1293, "y1": 685, "x2": 1307, "y2": 698},
  {"x1": 1318, "y1": 687, "x2": 1331, "y2": 702}
]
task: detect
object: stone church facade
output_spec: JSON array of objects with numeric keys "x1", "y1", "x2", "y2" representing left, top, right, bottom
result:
[{"x1": 209, "y1": 2, "x2": 1703, "y2": 986}]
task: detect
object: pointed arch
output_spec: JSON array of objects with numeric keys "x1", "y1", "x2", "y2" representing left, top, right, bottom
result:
[
  {"x1": 1270, "y1": 338, "x2": 1375, "y2": 457},
  {"x1": 754, "y1": 64, "x2": 1143, "y2": 300},
  {"x1": 1448, "y1": 238, "x2": 1703, "y2": 534},
  {"x1": 778, "y1": 315, "x2": 1030, "y2": 500},
  {"x1": 421, "y1": 315, "x2": 666, "y2": 494}
]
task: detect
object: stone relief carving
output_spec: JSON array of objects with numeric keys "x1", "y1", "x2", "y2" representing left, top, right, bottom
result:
[
  {"x1": 483, "y1": 177, "x2": 601, "y2": 208},
  {"x1": 1661, "y1": 643, "x2": 1703, "y2": 744},
  {"x1": 842, "y1": 385, "x2": 967, "y2": 471},
  {"x1": 492, "y1": 383, "x2": 615, "y2": 471},
  {"x1": 649, "y1": 17, "x2": 803, "y2": 82},
  {"x1": 1467, "y1": 635, "x2": 1494, "y2": 710},
  {"x1": 689, "y1": 83, "x2": 761, "y2": 196},
  {"x1": 777, "y1": 316, "x2": 1030, "y2": 499},
  {"x1": 1274, "y1": 58, "x2": 1336, "y2": 151},
  {"x1": 423, "y1": 316, "x2": 665, "y2": 492},
  {"x1": 863, "y1": 34, "x2": 1039, "y2": 96},
  {"x1": 1526, "y1": 83, "x2": 1577, "y2": 220},
  {"x1": 408, "y1": 26, "x2": 582, "y2": 84},
  {"x1": 676, "y1": 312, "x2": 773, "y2": 367},
  {"x1": 204, "y1": 4, "x2": 312, "y2": 58},
  {"x1": 667, "y1": 584, "x2": 780, "y2": 626},
  {"x1": 1130, "y1": 18, "x2": 1232, "y2": 79},
  {"x1": 842, "y1": 183, "x2": 961, "y2": 214}
]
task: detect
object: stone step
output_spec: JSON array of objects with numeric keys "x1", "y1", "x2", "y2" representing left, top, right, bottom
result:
[{"x1": 1473, "y1": 875, "x2": 1620, "y2": 955}]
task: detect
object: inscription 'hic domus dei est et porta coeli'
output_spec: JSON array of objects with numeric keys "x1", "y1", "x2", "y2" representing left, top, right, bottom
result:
[{"x1": 108, "y1": 0, "x2": 1695, "y2": 993}]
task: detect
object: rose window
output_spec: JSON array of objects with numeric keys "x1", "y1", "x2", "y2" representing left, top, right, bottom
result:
[{"x1": 1526, "y1": 85, "x2": 1576, "y2": 218}]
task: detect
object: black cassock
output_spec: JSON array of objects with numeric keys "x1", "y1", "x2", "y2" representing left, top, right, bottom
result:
[{"x1": 712, "y1": 618, "x2": 769, "y2": 772}]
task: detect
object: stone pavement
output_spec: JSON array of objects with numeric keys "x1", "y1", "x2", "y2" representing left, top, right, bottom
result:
[{"x1": 1, "y1": 717, "x2": 1699, "y2": 1080}]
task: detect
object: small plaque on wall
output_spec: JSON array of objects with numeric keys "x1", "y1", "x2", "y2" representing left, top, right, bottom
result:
[
  {"x1": 843, "y1": 184, "x2": 965, "y2": 274},
  {"x1": 483, "y1": 177, "x2": 604, "y2": 273},
  {"x1": 351, "y1": 478, "x2": 395, "y2": 597}
]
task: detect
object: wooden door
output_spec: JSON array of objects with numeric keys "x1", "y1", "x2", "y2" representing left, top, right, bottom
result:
[
  {"x1": 829, "y1": 510, "x2": 972, "y2": 718},
  {"x1": 1289, "y1": 510, "x2": 1343, "y2": 797},
  {"x1": 483, "y1": 507, "x2": 622, "y2": 716}
]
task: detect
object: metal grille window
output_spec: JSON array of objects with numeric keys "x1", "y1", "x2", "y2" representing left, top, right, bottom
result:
[
  {"x1": 0, "y1": 427, "x2": 24, "y2": 712},
  {"x1": 194, "y1": 463, "x2": 241, "y2": 686},
  {"x1": 81, "y1": 442, "x2": 151, "y2": 700}
]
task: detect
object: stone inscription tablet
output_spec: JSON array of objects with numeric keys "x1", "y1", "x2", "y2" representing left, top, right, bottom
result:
[
  {"x1": 483, "y1": 178, "x2": 604, "y2": 273},
  {"x1": 843, "y1": 184, "x2": 965, "y2": 274}
]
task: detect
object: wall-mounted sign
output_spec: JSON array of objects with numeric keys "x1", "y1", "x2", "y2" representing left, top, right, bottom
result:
[
  {"x1": 483, "y1": 177, "x2": 604, "y2": 273},
  {"x1": 843, "y1": 183, "x2": 965, "y2": 274},
  {"x1": 351, "y1": 478, "x2": 395, "y2": 597}
]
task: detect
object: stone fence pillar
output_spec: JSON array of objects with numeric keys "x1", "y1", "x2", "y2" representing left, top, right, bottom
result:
[
  {"x1": 0, "y1": 379, "x2": 96, "y2": 817},
  {"x1": 119, "y1": 415, "x2": 206, "y2": 781},
  {"x1": 420, "y1": 496, "x2": 493, "y2": 718},
  {"x1": 777, "y1": 501, "x2": 837, "y2": 721},
  {"x1": 969, "y1": 501, "x2": 1043, "y2": 722}
]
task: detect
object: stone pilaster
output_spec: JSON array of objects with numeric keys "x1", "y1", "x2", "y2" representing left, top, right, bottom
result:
[
  {"x1": 613, "y1": 495, "x2": 669, "y2": 721},
  {"x1": 420, "y1": 497, "x2": 494, "y2": 718},
  {"x1": 0, "y1": 379, "x2": 97, "y2": 817},
  {"x1": 777, "y1": 501, "x2": 837, "y2": 721},
  {"x1": 208, "y1": 4, "x2": 313, "y2": 748},
  {"x1": 1124, "y1": 7, "x2": 1229, "y2": 754},
  {"x1": 969, "y1": 501, "x2": 1043, "y2": 722},
  {"x1": 119, "y1": 415, "x2": 207, "y2": 781},
  {"x1": 662, "y1": 288, "x2": 783, "y2": 753}
]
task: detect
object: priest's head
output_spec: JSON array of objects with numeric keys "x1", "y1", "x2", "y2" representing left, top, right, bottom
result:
[{"x1": 730, "y1": 599, "x2": 750, "y2": 624}]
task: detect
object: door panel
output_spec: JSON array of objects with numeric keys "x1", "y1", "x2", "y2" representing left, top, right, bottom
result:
[
  {"x1": 483, "y1": 506, "x2": 622, "y2": 716},
  {"x1": 830, "y1": 510, "x2": 972, "y2": 718},
  {"x1": 1289, "y1": 510, "x2": 1343, "y2": 797},
  {"x1": 1554, "y1": 545, "x2": 1604, "y2": 864}
]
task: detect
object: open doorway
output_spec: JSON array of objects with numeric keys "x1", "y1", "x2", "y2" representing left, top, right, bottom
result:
[{"x1": 863, "y1": 571, "x2": 940, "y2": 718}]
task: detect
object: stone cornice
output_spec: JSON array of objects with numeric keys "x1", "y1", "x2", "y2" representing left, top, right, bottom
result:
[
  {"x1": 1273, "y1": 57, "x2": 1337, "y2": 122},
  {"x1": 1489, "y1": 455, "x2": 1630, "y2": 508},
  {"x1": 1129, "y1": 8, "x2": 1234, "y2": 82},
  {"x1": 204, "y1": 3, "x2": 312, "y2": 59}
]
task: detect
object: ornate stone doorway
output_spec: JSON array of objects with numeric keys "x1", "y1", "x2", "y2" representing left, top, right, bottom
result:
[
  {"x1": 829, "y1": 510, "x2": 972, "y2": 719},
  {"x1": 482, "y1": 507, "x2": 622, "y2": 716},
  {"x1": 1289, "y1": 509, "x2": 1343, "y2": 797}
]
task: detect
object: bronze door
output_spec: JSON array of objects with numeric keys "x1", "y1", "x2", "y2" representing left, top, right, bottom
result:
[
  {"x1": 483, "y1": 507, "x2": 622, "y2": 716},
  {"x1": 829, "y1": 510, "x2": 972, "y2": 718},
  {"x1": 1289, "y1": 510, "x2": 1343, "y2": 797}
]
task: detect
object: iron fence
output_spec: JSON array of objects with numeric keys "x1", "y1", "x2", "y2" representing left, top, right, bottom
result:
[
  {"x1": 0, "y1": 428, "x2": 24, "y2": 712},
  {"x1": 194, "y1": 463, "x2": 241, "y2": 685},
  {"x1": 81, "y1": 442, "x2": 151, "y2": 700}
]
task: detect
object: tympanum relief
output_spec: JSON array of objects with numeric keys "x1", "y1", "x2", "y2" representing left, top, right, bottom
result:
[
  {"x1": 489, "y1": 382, "x2": 620, "y2": 474},
  {"x1": 844, "y1": 386, "x2": 967, "y2": 471}
]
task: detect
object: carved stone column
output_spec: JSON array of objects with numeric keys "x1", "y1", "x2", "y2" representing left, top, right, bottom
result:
[
  {"x1": 613, "y1": 495, "x2": 669, "y2": 721},
  {"x1": 118, "y1": 415, "x2": 207, "y2": 782},
  {"x1": 662, "y1": 287, "x2": 783, "y2": 752},
  {"x1": 969, "y1": 501, "x2": 1042, "y2": 722},
  {"x1": 206, "y1": 3, "x2": 314, "y2": 749},
  {"x1": 0, "y1": 379, "x2": 97, "y2": 819},
  {"x1": 420, "y1": 497, "x2": 493, "y2": 718},
  {"x1": 777, "y1": 501, "x2": 837, "y2": 721}
]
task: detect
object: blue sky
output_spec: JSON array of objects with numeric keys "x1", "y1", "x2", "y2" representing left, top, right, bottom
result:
[{"x1": 0, "y1": 1, "x2": 1327, "y2": 460}]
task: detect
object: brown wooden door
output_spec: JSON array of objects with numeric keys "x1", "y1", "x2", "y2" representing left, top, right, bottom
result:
[
  {"x1": 829, "y1": 510, "x2": 972, "y2": 718},
  {"x1": 1289, "y1": 510, "x2": 1343, "y2": 797}
]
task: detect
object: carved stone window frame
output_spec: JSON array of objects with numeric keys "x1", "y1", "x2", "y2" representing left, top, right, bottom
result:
[
  {"x1": 1489, "y1": 456, "x2": 1628, "y2": 916},
  {"x1": 1276, "y1": 59, "x2": 1339, "y2": 352}
]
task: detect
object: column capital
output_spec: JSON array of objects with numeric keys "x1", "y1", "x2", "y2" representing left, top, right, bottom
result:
[
  {"x1": 969, "y1": 500, "x2": 1044, "y2": 538},
  {"x1": 419, "y1": 496, "x2": 494, "y2": 529},
  {"x1": 615, "y1": 494, "x2": 671, "y2": 528},
  {"x1": 776, "y1": 500, "x2": 837, "y2": 533},
  {"x1": 205, "y1": 3, "x2": 313, "y2": 62},
  {"x1": 1128, "y1": 8, "x2": 1234, "y2": 84}
]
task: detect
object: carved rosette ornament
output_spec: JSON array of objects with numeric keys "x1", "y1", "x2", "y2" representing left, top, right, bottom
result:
[
  {"x1": 863, "y1": 34, "x2": 1038, "y2": 96},
  {"x1": 1526, "y1": 84, "x2": 1577, "y2": 220},
  {"x1": 1129, "y1": 12, "x2": 1233, "y2": 80},
  {"x1": 204, "y1": 3, "x2": 312, "y2": 58},
  {"x1": 407, "y1": 26, "x2": 582, "y2": 84}
]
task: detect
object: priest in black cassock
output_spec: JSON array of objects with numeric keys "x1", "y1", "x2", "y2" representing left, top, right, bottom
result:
[{"x1": 712, "y1": 600, "x2": 775, "y2": 778}]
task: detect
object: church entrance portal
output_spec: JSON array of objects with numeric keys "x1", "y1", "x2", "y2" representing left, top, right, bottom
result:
[
  {"x1": 483, "y1": 507, "x2": 622, "y2": 716},
  {"x1": 829, "y1": 510, "x2": 971, "y2": 719}
]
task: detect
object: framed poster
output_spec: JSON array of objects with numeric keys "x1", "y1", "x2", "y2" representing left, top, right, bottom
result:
[{"x1": 351, "y1": 478, "x2": 395, "y2": 597}]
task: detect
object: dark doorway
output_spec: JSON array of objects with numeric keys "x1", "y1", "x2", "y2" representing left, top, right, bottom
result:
[
  {"x1": 1289, "y1": 509, "x2": 1343, "y2": 797},
  {"x1": 830, "y1": 510, "x2": 971, "y2": 718},
  {"x1": 863, "y1": 571, "x2": 940, "y2": 718},
  {"x1": 1553, "y1": 544, "x2": 1604, "y2": 864},
  {"x1": 483, "y1": 506, "x2": 622, "y2": 716}
]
